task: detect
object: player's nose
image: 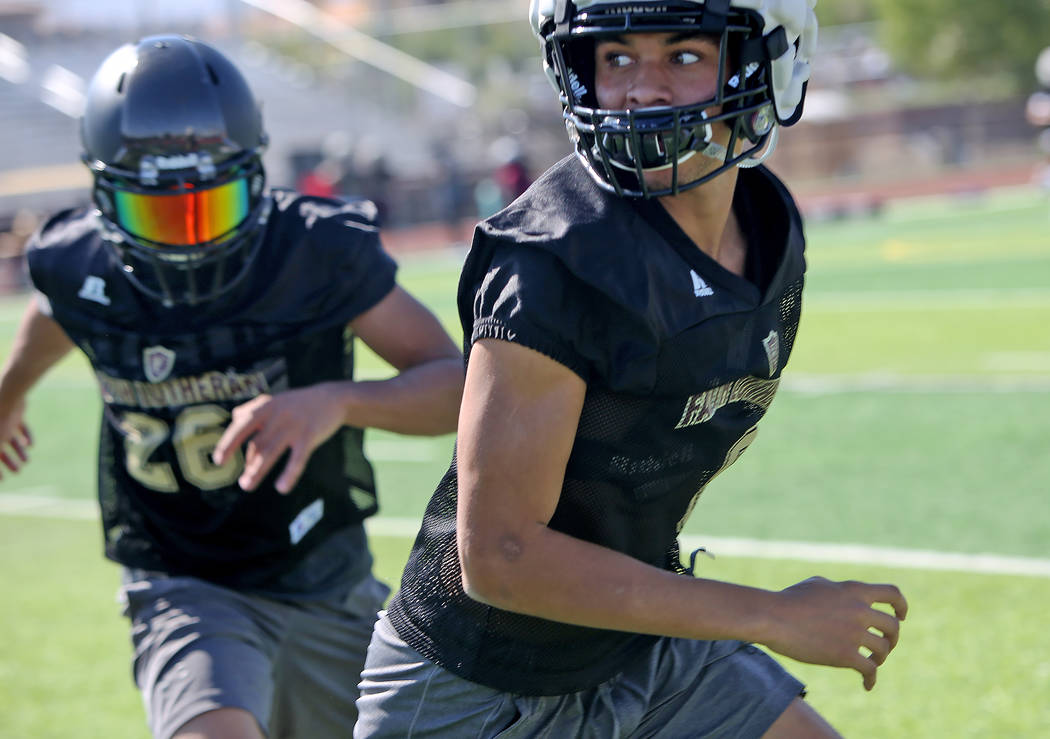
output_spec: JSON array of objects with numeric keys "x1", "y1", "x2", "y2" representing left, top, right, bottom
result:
[{"x1": 626, "y1": 62, "x2": 673, "y2": 108}]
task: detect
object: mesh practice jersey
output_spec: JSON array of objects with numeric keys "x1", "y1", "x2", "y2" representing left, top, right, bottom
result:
[
  {"x1": 26, "y1": 190, "x2": 396, "y2": 590},
  {"x1": 389, "y1": 156, "x2": 806, "y2": 695}
]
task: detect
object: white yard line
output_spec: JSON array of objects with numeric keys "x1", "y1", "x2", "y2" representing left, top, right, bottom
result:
[
  {"x1": 362, "y1": 517, "x2": 1050, "y2": 579},
  {"x1": 805, "y1": 287, "x2": 1050, "y2": 311},
  {"x1": 0, "y1": 490, "x2": 95, "y2": 519},
  {"x1": 781, "y1": 373, "x2": 1050, "y2": 394},
  {"x1": 675, "y1": 535, "x2": 1050, "y2": 579},
  {"x1": 3, "y1": 494, "x2": 1046, "y2": 578}
]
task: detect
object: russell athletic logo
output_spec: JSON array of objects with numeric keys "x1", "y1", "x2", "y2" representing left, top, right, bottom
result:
[{"x1": 77, "y1": 276, "x2": 111, "y2": 306}]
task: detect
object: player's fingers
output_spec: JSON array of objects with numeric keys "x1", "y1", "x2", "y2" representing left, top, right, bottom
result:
[
  {"x1": 242, "y1": 425, "x2": 288, "y2": 461},
  {"x1": 215, "y1": 395, "x2": 275, "y2": 464},
  {"x1": 213, "y1": 415, "x2": 261, "y2": 465},
  {"x1": 860, "y1": 630, "x2": 892, "y2": 666},
  {"x1": 239, "y1": 441, "x2": 270, "y2": 490},
  {"x1": 866, "y1": 583, "x2": 908, "y2": 620},
  {"x1": 850, "y1": 652, "x2": 878, "y2": 691},
  {"x1": 17, "y1": 423, "x2": 32, "y2": 448},
  {"x1": 275, "y1": 445, "x2": 311, "y2": 495},
  {"x1": 10, "y1": 436, "x2": 29, "y2": 463},
  {"x1": 869, "y1": 608, "x2": 901, "y2": 649},
  {"x1": 238, "y1": 436, "x2": 287, "y2": 492},
  {"x1": 0, "y1": 449, "x2": 18, "y2": 472}
]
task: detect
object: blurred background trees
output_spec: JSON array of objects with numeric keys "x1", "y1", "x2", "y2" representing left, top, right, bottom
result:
[
  {"x1": 1, "y1": 0, "x2": 1049, "y2": 261},
  {"x1": 874, "y1": 0, "x2": 1050, "y2": 95}
]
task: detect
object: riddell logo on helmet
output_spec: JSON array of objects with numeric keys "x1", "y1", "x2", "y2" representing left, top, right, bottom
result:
[
  {"x1": 601, "y1": 5, "x2": 670, "y2": 15},
  {"x1": 567, "y1": 68, "x2": 588, "y2": 99},
  {"x1": 154, "y1": 153, "x2": 208, "y2": 170}
]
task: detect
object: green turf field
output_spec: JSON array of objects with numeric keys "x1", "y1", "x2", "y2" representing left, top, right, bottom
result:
[{"x1": 1, "y1": 187, "x2": 1048, "y2": 737}]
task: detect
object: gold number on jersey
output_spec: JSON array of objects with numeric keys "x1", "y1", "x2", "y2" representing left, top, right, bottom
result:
[
  {"x1": 121, "y1": 405, "x2": 244, "y2": 493},
  {"x1": 172, "y1": 405, "x2": 244, "y2": 490},
  {"x1": 675, "y1": 424, "x2": 759, "y2": 533},
  {"x1": 119, "y1": 412, "x2": 179, "y2": 492}
]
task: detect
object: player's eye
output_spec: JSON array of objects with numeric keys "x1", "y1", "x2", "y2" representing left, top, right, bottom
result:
[
  {"x1": 602, "y1": 51, "x2": 633, "y2": 69},
  {"x1": 672, "y1": 50, "x2": 702, "y2": 66}
]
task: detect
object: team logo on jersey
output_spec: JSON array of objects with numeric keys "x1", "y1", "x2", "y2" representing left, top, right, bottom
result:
[
  {"x1": 761, "y1": 330, "x2": 780, "y2": 377},
  {"x1": 143, "y1": 346, "x2": 176, "y2": 384},
  {"x1": 77, "y1": 276, "x2": 111, "y2": 306},
  {"x1": 690, "y1": 270, "x2": 714, "y2": 297}
]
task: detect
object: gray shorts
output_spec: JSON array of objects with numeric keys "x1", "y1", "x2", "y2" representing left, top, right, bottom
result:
[
  {"x1": 355, "y1": 611, "x2": 804, "y2": 738},
  {"x1": 120, "y1": 569, "x2": 389, "y2": 739}
]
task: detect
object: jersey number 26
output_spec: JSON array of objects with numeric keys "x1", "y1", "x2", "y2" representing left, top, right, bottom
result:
[{"x1": 118, "y1": 404, "x2": 245, "y2": 492}]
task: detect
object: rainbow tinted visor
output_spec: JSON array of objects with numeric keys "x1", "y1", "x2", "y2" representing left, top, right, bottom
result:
[{"x1": 110, "y1": 175, "x2": 252, "y2": 247}]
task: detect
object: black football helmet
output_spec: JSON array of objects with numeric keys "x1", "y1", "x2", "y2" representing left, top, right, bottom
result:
[
  {"x1": 81, "y1": 35, "x2": 270, "y2": 306},
  {"x1": 530, "y1": 0, "x2": 818, "y2": 197}
]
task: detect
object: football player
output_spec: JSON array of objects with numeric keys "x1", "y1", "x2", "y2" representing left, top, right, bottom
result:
[
  {"x1": 355, "y1": 2, "x2": 908, "y2": 737},
  {"x1": 0, "y1": 36, "x2": 463, "y2": 739}
]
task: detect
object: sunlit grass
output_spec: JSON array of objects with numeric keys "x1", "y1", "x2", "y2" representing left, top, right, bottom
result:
[{"x1": 1, "y1": 188, "x2": 1048, "y2": 736}]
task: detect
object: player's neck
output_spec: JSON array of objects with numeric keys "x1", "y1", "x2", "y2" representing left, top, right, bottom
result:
[{"x1": 658, "y1": 168, "x2": 744, "y2": 274}]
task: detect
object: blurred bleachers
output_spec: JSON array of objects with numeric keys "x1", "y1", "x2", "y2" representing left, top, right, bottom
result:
[{"x1": 1, "y1": 2, "x2": 1046, "y2": 294}]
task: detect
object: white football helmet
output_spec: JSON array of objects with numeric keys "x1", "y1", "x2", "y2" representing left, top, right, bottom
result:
[{"x1": 529, "y1": 0, "x2": 818, "y2": 197}]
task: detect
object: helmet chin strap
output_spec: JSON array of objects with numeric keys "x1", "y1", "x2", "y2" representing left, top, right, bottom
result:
[
  {"x1": 694, "y1": 124, "x2": 779, "y2": 170},
  {"x1": 607, "y1": 150, "x2": 698, "y2": 173},
  {"x1": 736, "y1": 125, "x2": 779, "y2": 169},
  {"x1": 617, "y1": 124, "x2": 778, "y2": 176}
]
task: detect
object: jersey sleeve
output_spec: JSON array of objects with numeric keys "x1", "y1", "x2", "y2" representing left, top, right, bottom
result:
[
  {"x1": 323, "y1": 220, "x2": 398, "y2": 323},
  {"x1": 23, "y1": 208, "x2": 80, "y2": 303},
  {"x1": 467, "y1": 242, "x2": 597, "y2": 381},
  {"x1": 274, "y1": 196, "x2": 399, "y2": 328}
]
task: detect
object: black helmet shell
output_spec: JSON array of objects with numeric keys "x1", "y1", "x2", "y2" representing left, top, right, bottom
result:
[{"x1": 81, "y1": 35, "x2": 265, "y2": 174}]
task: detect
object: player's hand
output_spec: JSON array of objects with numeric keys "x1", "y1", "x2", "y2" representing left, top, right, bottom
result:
[
  {"x1": 762, "y1": 576, "x2": 908, "y2": 691},
  {"x1": 0, "y1": 398, "x2": 32, "y2": 477},
  {"x1": 213, "y1": 384, "x2": 348, "y2": 494}
]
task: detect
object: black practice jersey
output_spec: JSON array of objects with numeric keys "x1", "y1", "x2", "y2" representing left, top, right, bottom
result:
[
  {"x1": 26, "y1": 190, "x2": 396, "y2": 590},
  {"x1": 388, "y1": 156, "x2": 806, "y2": 695}
]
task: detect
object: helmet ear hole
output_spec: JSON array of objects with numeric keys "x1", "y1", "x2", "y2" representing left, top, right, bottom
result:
[{"x1": 739, "y1": 103, "x2": 775, "y2": 144}]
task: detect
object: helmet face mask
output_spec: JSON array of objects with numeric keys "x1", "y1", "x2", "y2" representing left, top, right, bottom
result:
[
  {"x1": 81, "y1": 35, "x2": 270, "y2": 306},
  {"x1": 88, "y1": 150, "x2": 269, "y2": 307},
  {"x1": 531, "y1": 0, "x2": 816, "y2": 198}
]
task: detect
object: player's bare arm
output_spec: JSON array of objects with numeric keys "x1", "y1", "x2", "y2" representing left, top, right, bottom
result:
[
  {"x1": 457, "y1": 338, "x2": 906, "y2": 691},
  {"x1": 0, "y1": 301, "x2": 75, "y2": 475},
  {"x1": 342, "y1": 285, "x2": 463, "y2": 434},
  {"x1": 213, "y1": 285, "x2": 462, "y2": 493}
]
